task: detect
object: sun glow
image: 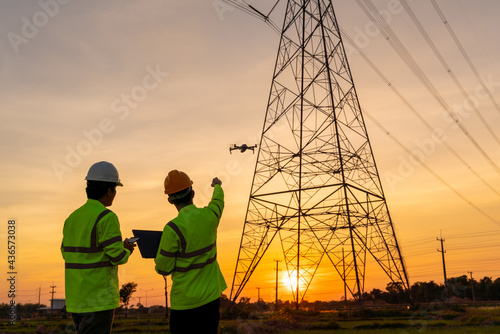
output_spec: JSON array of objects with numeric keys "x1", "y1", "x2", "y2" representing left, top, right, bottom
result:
[{"x1": 283, "y1": 270, "x2": 308, "y2": 293}]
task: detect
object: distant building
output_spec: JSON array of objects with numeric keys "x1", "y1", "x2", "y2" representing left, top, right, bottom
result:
[{"x1": 38, "y1": 299, "x2": 66, "y2": 314}]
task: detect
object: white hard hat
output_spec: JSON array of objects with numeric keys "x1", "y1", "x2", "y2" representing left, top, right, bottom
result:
[{"x1": 85, "y1": 161, "x2": 123, "y2": 186}]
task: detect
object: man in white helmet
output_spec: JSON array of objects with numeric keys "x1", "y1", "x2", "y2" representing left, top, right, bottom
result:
[{"x1": 61, "y1": 161, "x2": 135, "y2": 334}]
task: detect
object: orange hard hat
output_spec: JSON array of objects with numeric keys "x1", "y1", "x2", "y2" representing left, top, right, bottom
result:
[{"x1": 164, "y1": 170, "x2": 193, "y2": 195}]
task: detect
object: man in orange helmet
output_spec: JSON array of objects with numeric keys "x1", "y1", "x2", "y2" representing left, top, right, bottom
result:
[{"x1": 155, "y1": 170, "x2": 226, "y2": 334}]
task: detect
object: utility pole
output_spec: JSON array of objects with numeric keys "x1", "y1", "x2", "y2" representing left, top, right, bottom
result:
[
  {"x1": 136, "y1": 296, "x2": 142, "y2": 321},
  {"x1": 50, "y1": 285, "x2": 56, "y2": 314},
  {"x1": 256, "y1": 287, "x2": 261, "y2": 303},
  {"x1": 139, "y1": 288, "x2": 154, "y2": 312},
  {"x1": 163, "y1": 276, "x2": 169, "y2": 319},
  {"x1": 468, "y1": 271, "x2": 476, "y2": 302},
  {"x1": 343, "y1": 248, "x2": 347, "y2": 309},
  {"x1": 141, "y1": 289, "x2": 153, "y2": 308},
  {"x1": 38, "y1": 287, "x2": 41, "y2": 305},
  {"x1": 437, "y1": 233, "x2": 447, "y2": 300},
  {"x1": 274, "y1": 259, "x2": 282, "y2": 311}
]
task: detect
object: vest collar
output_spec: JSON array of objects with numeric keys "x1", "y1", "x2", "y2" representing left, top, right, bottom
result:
[
  {"x1": 178, "y1": 203, "x2": 196, "y2": 214},
  {"x1": 86, "y1": 199, "x2": 106, "y2": 208}
]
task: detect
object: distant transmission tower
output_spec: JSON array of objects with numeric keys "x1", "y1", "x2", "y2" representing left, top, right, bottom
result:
[{"x1": 230, "y1": 0, "x2": 410, "y2": 308}]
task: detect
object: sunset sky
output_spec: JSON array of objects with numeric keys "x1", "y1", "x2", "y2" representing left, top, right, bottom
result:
[{"x1": 1, "y1": 0, "x2": 500, "y2": 307}]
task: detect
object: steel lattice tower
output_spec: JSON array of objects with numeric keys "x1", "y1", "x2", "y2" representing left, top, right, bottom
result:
[{"x1": 230, "y1": 0, "x2": 410, "y2": 307}]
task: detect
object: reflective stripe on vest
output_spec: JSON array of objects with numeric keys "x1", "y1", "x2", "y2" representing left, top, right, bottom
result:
[
  {"x1": 159, "y1": 221, "x2": 217, "y2": 273},
  {"x1": 64, "y1": 209, "x2": 121, "y2": 269},
  {"x1": 207, "y1": 206, "x2": 220, "y2": 219}
]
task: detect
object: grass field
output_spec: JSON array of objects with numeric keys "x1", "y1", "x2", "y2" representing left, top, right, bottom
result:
[{"x1": 1, "y1": 305, "x2": 499, "y2": 333}]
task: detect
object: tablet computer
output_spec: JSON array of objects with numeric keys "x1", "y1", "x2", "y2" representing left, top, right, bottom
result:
[{"x1": 132, "y1": 229, "x2": 163, "y2": 258}]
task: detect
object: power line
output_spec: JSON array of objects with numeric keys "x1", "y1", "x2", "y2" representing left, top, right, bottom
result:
[
  {"x1": 362, "y1": 106, "x2": 500, "y2": 227},
  {"x1": 340, "y1": 28, "x2": 500, "y2": 198},
  {"x1": 355, "y1": 0, "x2": 500, "y2": 176},
  {"x1": 220, "y1": 0, "x2": 500, "y2": 225},
  {"x1": 404, "y1": 240, "x2": 500, "y2": 256},
  {"x1": 221, "y1": 0, "x2": 262, "y2": 19},
  {"x1": 397, "y1": 229, "x2": 500, "y2": 249},
  {"x1": 446, "y1": 243, "x2": 500, "y2": 252},
  {"x1": 404, "y1": 250, "x2": 439, "y2": 257},
  {"x1": 399, "y1": 0, "x2": 500, "y2": 146},
  {"x1": 455, "y1": 0, "x2": 496, "y2": 71},
  {"x1": 445, "y1": 229, "x2": 500, "y2": 239},
  {"x1": 221, "y1": 0, "x2": 282, "y2": 34},
  {"x1": 429, "y1": 0, "x2": 500, "y2": 116},
  {"x1": 227, "y1": 1, "x2": 500, "y2": 207},
  {"x1": 446, "y1": 258, "x2": 500, "y2": 267}
]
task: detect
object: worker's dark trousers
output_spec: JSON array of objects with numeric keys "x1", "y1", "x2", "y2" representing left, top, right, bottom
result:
[
  {"x1": 71, "y1": 309, "x2": 115, "y2": 334},
  {"x1": 170, "y1": 298, "x2": 220, "y2": 334}
]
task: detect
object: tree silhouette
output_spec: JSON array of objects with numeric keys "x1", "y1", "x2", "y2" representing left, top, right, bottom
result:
[{"x1": 120, "y1": 282, "x2": 137, "y2": 318}]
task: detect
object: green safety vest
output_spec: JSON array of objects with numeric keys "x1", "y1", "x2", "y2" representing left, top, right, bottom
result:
[
  {"x1": 155, "y1": 184, "x2": 227, "y2": 310},
  {"x1": 61, "y1": 199, "x2": 130, "y2": 313}
]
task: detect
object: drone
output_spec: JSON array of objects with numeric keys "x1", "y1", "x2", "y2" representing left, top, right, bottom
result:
[{"x1": 229, "y1": 144, "x2": 257, "y2": 154}]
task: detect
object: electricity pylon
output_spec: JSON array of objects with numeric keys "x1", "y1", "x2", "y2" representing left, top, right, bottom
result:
[{"x1": 230, "y1": 0, "x2": 410, "y2": 308}]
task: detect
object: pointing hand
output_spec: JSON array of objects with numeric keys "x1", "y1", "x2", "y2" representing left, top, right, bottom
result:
[{"x1": 211, "y1": 177, "x2": 222, "y2": 187}]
